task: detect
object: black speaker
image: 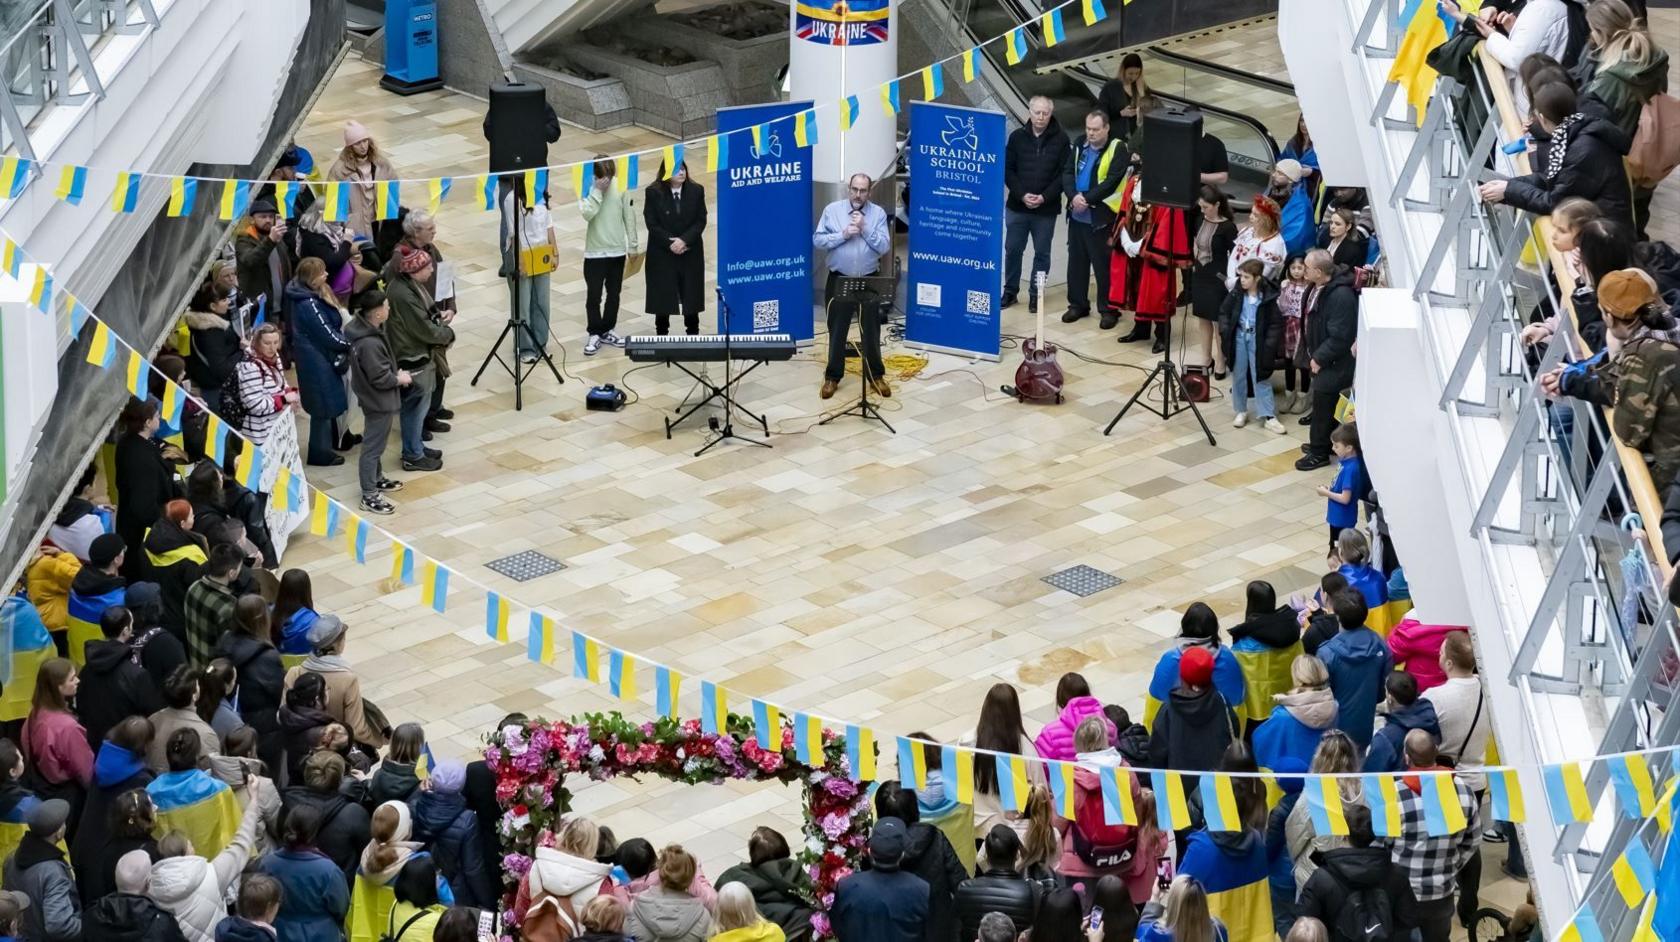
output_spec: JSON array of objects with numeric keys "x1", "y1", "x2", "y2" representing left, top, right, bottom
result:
[
  {"x1": 1140, "y1": 108, "x2": 1203, "y2": 209},
  {"x1": 485, "y1": 82, "x2": 550, "y2": 174}
]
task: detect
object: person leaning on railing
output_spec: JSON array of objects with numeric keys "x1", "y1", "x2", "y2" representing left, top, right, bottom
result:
[
  {"x1": 1543, "y1": 269, "x2": 1680, "y2": 486},
  {"x1": 1477, "y1": 81, "x2": 1634, "y2": 228}
]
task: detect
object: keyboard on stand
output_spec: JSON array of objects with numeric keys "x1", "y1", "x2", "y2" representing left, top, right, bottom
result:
[{"x1": 626, "y1": 333, "x2": 796, "y2": 363}]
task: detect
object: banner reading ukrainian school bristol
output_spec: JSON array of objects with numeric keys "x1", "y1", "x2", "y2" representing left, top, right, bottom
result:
[
  {"x1": 904, "y1": 102, "x2": 1005, "y2": 360},
  {"x1": 717, "y1": 102, "x2": 815, "y2": 341}
]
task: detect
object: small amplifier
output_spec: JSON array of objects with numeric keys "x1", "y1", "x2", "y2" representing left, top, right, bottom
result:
[
  {"x1": 1181, "y1": 365, "x2": 1211, "y2": 403},
  {"x1": 586, "y1": 384, "x2": 627, "y2": 411}
]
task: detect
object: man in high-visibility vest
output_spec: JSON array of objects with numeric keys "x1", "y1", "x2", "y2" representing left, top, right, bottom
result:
[{"x1": 1060, "y1": 110, "x2": 1128, "y2": 329}]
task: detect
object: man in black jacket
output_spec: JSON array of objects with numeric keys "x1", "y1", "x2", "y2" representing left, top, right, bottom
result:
[
  {"x1": 1296, "y1": 803, "x2": 1417, "y2": 942},
  {"x1": 77, "y1": 606, "x2": 164, "y2": 748},
  {"x1": 1297, "y1": 249, "x2": 1360, "y2": 470},
  {"x1": 954, "y1": 826, "x2": 1038, "y2": 940},
  {"x1": 281, "y1": 751, "x2": 371, "y2": 882},
  {"x1": 1004, "y1": 96, "x2": 1068, "y2": 313},
  {"x1": 875, "y1": 782, "x2": 969, "y2": 942},
  {"x1": 1478, "y1": 82, "x2": 1633, "y2": 229},
  {"x1": 1061, "y1": 110, "x2": 1128, "y2": 327}
]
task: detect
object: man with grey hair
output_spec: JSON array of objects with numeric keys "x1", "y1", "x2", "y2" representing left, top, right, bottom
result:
[
  {"x1": 1003, "y1": 95, "x2": 1068, "y2": 313},
  {"x1": 384, "y1": 208, "x2": 458, "y2": 433},
  {"x1": 84, "y1": 849, "x2": 185, "y2": 940},
  {"x1": 1295, "y1": 247, "x2": 1359, "y2": 471},
  {"x1": 977, "y1": 912, "x2": 1018, "y2": 942}
]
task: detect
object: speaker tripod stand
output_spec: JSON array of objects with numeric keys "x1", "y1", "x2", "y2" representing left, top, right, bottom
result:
[
  {"x1": 1103, "y1": 310, "x2": 1216, "y2": 446},
  {"x1": 470, "y1": 272, "x2": 565, "y2": 410}
]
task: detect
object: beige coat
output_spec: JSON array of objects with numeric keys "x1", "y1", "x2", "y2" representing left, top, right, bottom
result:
[
  {"x1": 283, "y1": 658, "x2": 388, "y2": 749},
  {"x1": 147, "y1": 707, "x2": 220, "y2": 771},
  {"x1": 326, "y1": 152, "x2": 398, "y2": 239}
]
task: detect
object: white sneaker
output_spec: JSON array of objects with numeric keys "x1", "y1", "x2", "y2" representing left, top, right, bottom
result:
[
  {"x1": 584, "y1": 335, "x2": 602, "y2": 356},
  {"x1": 1232, "y1": 413, "x2": 1249, "y2": 429},
  {"x1": 602, "y1": 331, "x2": 626, "y2": 347},
  {"x1": 1263, "y1": 417, "x2": 1287, "y2": 434}
]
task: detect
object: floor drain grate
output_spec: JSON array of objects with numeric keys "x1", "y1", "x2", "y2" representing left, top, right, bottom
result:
[
  {"x1": 1043, "y1": 565, "x2": 1124, "y2": 598},
  {"x1": 486, "y1": 550, "x2": 567, "y2": 582}
]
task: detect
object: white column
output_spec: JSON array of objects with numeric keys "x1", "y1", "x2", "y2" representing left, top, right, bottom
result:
[{"x1": 786, "y1": 0, "x2": 899, "y2": 186}]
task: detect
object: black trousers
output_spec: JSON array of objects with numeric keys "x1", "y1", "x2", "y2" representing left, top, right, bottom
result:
[
  {"x1": 1066, "y1": 218, "x2": 1115, "y2": 316},
  {"x1": 824, "y1": 270, "x2": 885, "y2": 383},
  {"x1": 655, "y1": 301, "x2": 700, "y2": 336},
  {"x1": 584, "y1": 256, "x2": 625, "y2": 336},
  {"x1": 1308, "y1": 381, "x2": 1343, "y2": 458}
]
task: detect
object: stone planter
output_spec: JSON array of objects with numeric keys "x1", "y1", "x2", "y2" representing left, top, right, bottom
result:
[
  {"x1": 546, "y1": 42, "x2": 730, "y2": 139},
  {"x1": 510, "y1": 60, "x2": 635, "y2": 131},
  {"x1": 618, "y1": 8, "x2": 787, "y2": 107}
]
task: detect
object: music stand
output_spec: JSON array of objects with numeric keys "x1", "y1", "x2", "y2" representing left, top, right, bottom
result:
[
  {"x1": 1103, "y1": 306, "x2": 1216, "y2": 446},
  {"x1": 819, "y1": 275, "x2": 897, "y2": 434}
]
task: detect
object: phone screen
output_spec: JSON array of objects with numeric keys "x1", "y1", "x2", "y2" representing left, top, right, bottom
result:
[
  {"x1": 1090, "y1": 906, "x2": 1104, "y2": 931},
  {"x1": 1157, "y1": 858, "x2": 1173, "y2": 888}
]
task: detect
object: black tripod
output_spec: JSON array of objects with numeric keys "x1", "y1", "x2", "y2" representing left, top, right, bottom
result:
[
  {"x1": 471, "y1": 182, "x2": 564, "y2": 410},
  {"x1": 1104, "y1": 309, "x2": 1215, "y2": 445},
  {"x1": 693, "y1": 289, "x2": 771, "y2": 456},
  {"x1": 818, "y1": 276, "x2": 896, "y2": 434}
]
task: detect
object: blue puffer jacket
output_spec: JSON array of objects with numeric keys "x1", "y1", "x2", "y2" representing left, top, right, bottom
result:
[
  {"x1": 408, "y1": 790, "x2": 497, "y2": 910},
  {"x1": 1362, "y1": 698, "x2": 1441, "y2": 774},
  {"x1": 1316, "y1": 627, "x2": 1394, "y2": 751}
]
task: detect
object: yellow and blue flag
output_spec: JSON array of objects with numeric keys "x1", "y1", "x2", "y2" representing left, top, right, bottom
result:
[
  {"x1": 148, "y1": 770, "x2": 241, "y2": 860},
  {"x1": 2, "y1": 238, "x2": 20, "y2": 278},
  {"x1": 0, "y1": 156, "x2": 32, "y2": 199},
  {"x1": 700, "y1": 680, "x2": 727, "y2": 735},
  {"x1": 795, "y1": 712, "x2": 823, "y2": 765},
  {"x1": 29, "y1": 265, "x2": 52, "y2": 313},
  {"x1": 479, "y1": 174, "x2": 498, "y2": 211},
  {"x1": 111, "y1": 171, "x2": 141, "y2": 213},
  {"x1": 309, "y1": 494, "x2": 341, "y2": 538},
  {"x1": 706, "y1": 135, "x2": 729, "y2": 172},
  {"x1": 485, "y1": 592, "x2": 510, "y2": 643},
  {"x1": 620, "y1": 154, "x2": 640, "y2": 191},
  {"x1": 941, "y1": 746, "x2": 975, "y2": 804},
  {"x1": 1386, "y1": 0, "x2": 1476, "y2": 125},
  {"x1": 123, "y1": 351, "x2": 148, "y2": 397},
  {"x1": 1306, "y1": 775, "x2": 1349, "y2": 836},
  {"x1": 55, "y1": 165, "x2": 87, "y2": 205},
  {"x1": 1363, "y1": 773, "x2": 1403, "y2": 837},
  {"x1": 160, "y1": 381, "x2": 186, "y2": 429},
  {"x1": 794, "y1": 111, "x2": 819, "y2": 148},
  {"x1": 526, "y1": 168, "x2": 548, "y2": 204},
  {"x1": 1005, "y1": 28, "x2": 1028, "y2": 66},
  {"x1": 205, "y1": 415, "x2": 226, "y2": 465},
  {"x1": 427, "y1": 177, "x2": 452, "y2": 213},
  {"x1": 527, "y1": 612, "x2": 555, "y2": 664},
  {"x1": 1082, "y1": 0, "x2": 1108, "y2": 25},
  {"x1": 234, "y1": 443, "x2": 263, "y2": 491},
  {"x1": 67, "y1": 292, "x2": 91, "y2": 335},
  {"x1": 323, "y1": 181, "x2": 350, "y2": 223},
  {"x1": 1201, "y1": 773, "x2": 1242, "y2": 832},
  {"x1": 85, "y1": 322, "x2": 116, "y2": 369},
  {"x1": 1048, "y1": 760, "x2": 1078, "y2": 819},
  {"x1": 661, "y1": 144, "x2": 685, "y2": 176},
  {"x1": 656, "y1": 665, "x2": 681, "y2": 717},
  {"x1": 608, "y1": 649, "x2": 635, "y2": 700},
  {"x1": 994, "y1": 753, "x2": 1030, "y2": 811},
  {"x1": 219, "y1": 180, "x2": 251, "y2": 221},
  {"x1": 1041, "y1": 9, "x2": 1065, "y2": 46},
  {"x1": 388, "y1": 541, "x2": 414, "y2": 586},
  {"x1": 0, "y1": 787, "x2": 39, "y2": 864},
  {"x1": 1151, "y1": 771, "x2": 1192, "y2": 830},
  {"x1": 374, "y1": 181, "x2": 400, "y2": 220},
  {"x1": 840, "y1": 96, "x2": 860, "y2": 132},
  {"x1": 1488, "y1": 768, "x2": 1526, "y2": 822},
  {"x1": 65, "y1": 581, "x2": 124, "y2": 667},
  {"x1": 345, "y1": 514, "x2": 369, "y2": 564},
  {"x1": 1101, "y1": 765, "x2": 1137, "y2": 825},
  {"x1": 420, "y1": 561, "x2": 448, "y2": 613},
  {"x1": 880, "y1": 80, "x2": 901, "y2": 116},
  {"x1": 571, "y1": 631, "x2": 601, "y2": 682},
  {"x1": 167, "y1": 178, "x2": 198, "y2": 217},
  {"x1": 921, "y1": 64, "x2": 944, "y2": 100},
  {"x1": 1420, "y1": 771, "x2": 1467, "y2": 836},
  {"x1": 273, "y1": 180, "x2": 300, "y2": 218},
  {"x1": 273, "y1": 465, "x2": 302, "y2": 514},
  {"x1": 1, "y1": 599, "x2": 55, "y2": 724},
  {"x1": 898, "y1": 737, "x2": 929, "y2": 791},
  {"x1": 1610, "y1": 840, "x2": 1656, "y2": 909},
  {"x1": 846, "y1": 725, "x2": 877, "y2": 781},
  {"x1": 1543, "y1": 761, "x2": 1593, "y2": 824},
  {"x1": 961, "y1": 47, "x2": 982, "y2": 83},
  {"x1": 1606, "y1": 754, "x2": 1656, "y2": 819},
  {"x1": 1561, "y1": 903, "x2": 1605, "y2": 942},
  {"x1": 752, "y1": 700, "x2": 782, "y2": 752},
  {"x1": 1653, "y1": 807, "x2": 1680, "y2": 939}
]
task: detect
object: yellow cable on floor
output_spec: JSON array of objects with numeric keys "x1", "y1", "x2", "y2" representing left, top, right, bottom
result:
[{"x1": 840, "y1": 352, "x2": 928, "y2": 382}]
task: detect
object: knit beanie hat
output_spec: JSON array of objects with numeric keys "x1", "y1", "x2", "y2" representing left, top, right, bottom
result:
[
  {"x1": 343, "y1": 120, "x2": 372, "y2": 148},
  {"x1": 1179, "y1": 647, "x2": 1215, "y2": 689},
  {"x1": 89, "y1": 533, "x2": 126, "y2": 569}
]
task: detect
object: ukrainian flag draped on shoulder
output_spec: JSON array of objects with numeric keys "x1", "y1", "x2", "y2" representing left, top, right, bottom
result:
[
  {"x1": 349, "y1": 851, "x2": 453, "y2": 942},
  {"x1": 1, "y1": 596, "x2": 56, "y2": 723},
  {"x1": 0, "y1": 783, "x2": 41, "y2": 869},
  {"x1": 64, "y1": 575, "x2": 125, "y2": 668},
  {"x1": 1230, "y1": 638, "x2": 1302, "y2": 730},
  {"x1": 1145, "y1": 642, "x2": 1248, "y2": 729},
  {"x1": 1178, "y1": 829, "x2": 1273, "y2": 942},
  {"x1": 147, "y1": 769, "x2": 240, "y2": 859}
]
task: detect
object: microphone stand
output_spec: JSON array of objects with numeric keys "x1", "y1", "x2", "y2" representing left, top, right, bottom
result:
[{"x1": 694, "y1": 288, "x2": 771, "y2": 456}]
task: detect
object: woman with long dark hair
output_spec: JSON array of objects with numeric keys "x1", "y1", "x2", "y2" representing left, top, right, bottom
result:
[
  {"x1": 1188, "y1": 185, "x2": 1238, "y2": 379},
  {"x1": 969, "y1": 682, "x2": 1042, "y2": 835},
  {"x1": 272, "y1": 568, "x2": 319, "y2": 662},
  {"x1": 1098, "y1": 52, "x2": 1148, "y2": 139},
  {"x1": 1022, "y1": 887, "x2": 1084, "y2": 942},
  {"x1": 214, "y1": 596, "x2": 286, "y2": 776},
  {"x1": 643, "y1": 160, "x2": 708, "y2": 336}
]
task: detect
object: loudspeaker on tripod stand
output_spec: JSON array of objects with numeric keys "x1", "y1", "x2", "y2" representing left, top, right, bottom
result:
[
  {"x1": 485, "y1": 82, "x2": 552, "y2": 174},
  {"x1": 1139, "y1": 108, "x2": 1204, "y2": 210}
]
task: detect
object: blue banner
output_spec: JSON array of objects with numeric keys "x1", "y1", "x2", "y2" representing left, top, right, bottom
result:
[
  {"x1": 905, "y1": 103, "x2": 1005, "y2": 359},
  {"x1": 716, "y1": 102, "x2": 815, "y2": 341}
]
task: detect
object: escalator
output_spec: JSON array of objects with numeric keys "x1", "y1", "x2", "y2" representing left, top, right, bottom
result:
[{"x1": 954, "y1": 0, "x2": 1292, "y2": 206}]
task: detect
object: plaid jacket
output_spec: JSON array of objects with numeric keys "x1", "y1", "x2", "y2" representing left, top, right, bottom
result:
[
  {"x1": 182, "y1": 576, "x2": 238, "y2": 666},
  {"x1": 1392, "y1": 771, "x2": 1481, "y2": 901}
]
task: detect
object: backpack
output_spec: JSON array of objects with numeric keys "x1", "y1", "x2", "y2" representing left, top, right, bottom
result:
[
  {"x1": 1069, "y1": 776, "x2": 1136, "y2": 869},
  {"x1": 520, "y1": 891, "x2": 581, "y2": 942},
  {"x1": 1628, "y1": 93, "x2": 1680, "y2": 188},
  {"x1": 1329, "y1": 870, "x2": 1394, "y2": 942},
  {"x1": 218, "y1": 365, "x2": 249, "y2": 428}
]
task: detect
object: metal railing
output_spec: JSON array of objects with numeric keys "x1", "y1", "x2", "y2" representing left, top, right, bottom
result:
[
  {"x1": 1348, "y1": 0, "x2": 1675, "y2": 933},
  {"x1": 0, "y1": 0, "x2": 158, "y2": 158}
]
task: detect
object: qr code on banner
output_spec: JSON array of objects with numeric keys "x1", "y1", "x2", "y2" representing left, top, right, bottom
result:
[
  {"x1": 966, "y1": 290, "x2": 991, "y2": 316},
  {"x1": 752, "y1": 299, "x2": 780, "y2": 330}
]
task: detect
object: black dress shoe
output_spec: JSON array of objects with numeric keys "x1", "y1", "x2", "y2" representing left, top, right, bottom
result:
[
  {"x1": 1298, "y1": 412, "x2": 1314, "y2": 426},
  {"x1": 424, "y1": 417, "x2": 452, "y2": 434},
  {"x1": 434, "y1": 408, "x2": 455, "y2": 420},
  {"x1": 1295, "y1": 453, "x2": 1332, "y2": 471},
  {"x1": 1213, "y1": 371, "x2": 1228, "y2": 381},
  {"x1": 1118, "y1": 329, "x2": 1150, "y2": 343},
  {"x1": 334, "y1": 432, "x2": 362, "y2": 452},
  {"x1": 1099, "y1": 313, "x2": 1119, "y2": 330},
  {"x1": 1061, "y1": 309, "x2": 1088, "y2": 323},
  {"x1": 1151, "y1": 337, "x2": 1167, "y2": 354},
  {"x1": 422, "y1": 429, "x2": 433, "y2": 442},
  {"x1": 424, "y1": 447, "x2": 442, "y2": 459},
  {"x1": 1001, "y1": 294, "x2": 1018, "y2": 309},
  {"x1": 1028, "y1": 294, "x2": 1038, "y2": 314}
]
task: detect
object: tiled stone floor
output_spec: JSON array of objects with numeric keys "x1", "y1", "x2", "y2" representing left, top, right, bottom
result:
[{"x1": 286, "y1": 51, "x2": 1527, "y2": 913}]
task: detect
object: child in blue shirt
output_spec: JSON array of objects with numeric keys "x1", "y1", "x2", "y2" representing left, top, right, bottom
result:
[{"x1": 1316, "y1": 422, "x2": 1367, "y2": 553}]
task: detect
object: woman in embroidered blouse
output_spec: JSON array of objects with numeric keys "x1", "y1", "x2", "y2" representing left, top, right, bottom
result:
[{"x1": 1226, "y1": 196, "x2": 1288, "y2": 290}]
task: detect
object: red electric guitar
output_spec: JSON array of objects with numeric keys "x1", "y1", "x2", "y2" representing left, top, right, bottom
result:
[{"x1": 1008, "y1": 272, "x2": 1064, "y2": 404}]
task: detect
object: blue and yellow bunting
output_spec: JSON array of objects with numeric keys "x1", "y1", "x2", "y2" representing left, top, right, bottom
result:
[
  {"x1": 375, "y1": 181, "x2": 400, "y2": 220},
  {"x1": 420, "y1": 560, "x2": 449, "y2": 613},
  {"x1": 205, "y1": 415, "x2": 226, "y2": 465},
  {"x1": 1005, "y1": 28, "x2": 1028, "y2": 66},
  {"x1": 123, "y1": 350, "x2": 148, "y2": 397},
  {"x1": 1363, "y1": 773, "x2": 1403, "y2": 837},
  {"x1": 1200, "y1": 773, "x2": 1242, "y2": 832},
  {"x1": 705, "y1": 135, "x2": 728, "y2": 173},
  {"x1": 699, "y1": 680, "x2": 726, "y2": 735},
  {"x1": 655, "y1": 665, "x2": 681, "y2": 718},
  {"x1": 1488, "y1": 768, "x2": 1526, "y2": 823},
  {"x1": 753, "y1": 700, "x2": 782, "y2": 752},
  {"x1": 323, "y1": 181, "x2": 350, "y2": 222},
  {"x1": 880, "y1": 80, "x2": 901, "y2": 116},
  {"x1": 846, "y1": 725, "x2": 876, "y2": 781},
  {"x1": 389, "y1": 541, "x2": 415, "y2": 586},
  {"x1": 345, "y1": 514, "x2": 369, "y2": 564},
  {"x1": 941, "y1": 746, "x2": 975, "y2": 804},
  {"x1": 428, "y1": 177, "x2": 452, "y2": 213},
  {"x1": 479, "y1": 174, "x2": 498, "y2": 211},
  {"x1": 1041, "y1": 9, "x2": 1065, "y2": 45},
  {"x1": 1610, "y1": 840, "x2": 1656, "y2": 909},
  {"x1": 527, "y1": 168, "x2": 549, "y2": 204},
  {"x1": 219, "y1": 180, "x2": 251, "y2": 221},
  {"x1": 309, "y1": 494, "x2": 340, "y2": 538},
  {"x1": 1561, "y1": 903, "x2": 1605, "y2": 942},
  {"x1": 961, "y1": 47, "x2": 982, "y2": 83},
  {"x1": 527, "y1": 612, "x2": 555, "y2": 665},
  {"x1": 1151, "y1": 771, "x2": 1192, "y2": 831},
  {"x1": 160, "y1": 380, "x2": 185, "y2": 429},
  {"x1": 111, "y1": 172, "x2": 141, "y2": 213},
  {"x1": 485, "y1": 592, "x2": 510, "y2": 643},
  {"x1": 897, "y1": 736, "x2": 928, "y2": 790},
  {"x1": 794, "y1": 111, "x2": 818, "y2": 148},
  {"x1": 1048, "y1": 760, "x2": 1078, "y2": 819},
  {"x1": 273, "y1": 180, "x2": 300, "y2": 219},
  {"x1": 0, "y1": 157, "x2": 31, "y2": 199},
  {"x1": 1081, "y1": 0, "x2": 1107, "y2": 25},
  {"x1": 921, "y1": 63, "x2": 944, "y2": 100},
  {"x1": 274, "y1": 465, "x2": 303, "y2": 514},
  {"x1": 1544, "y1": 762, "x2": 1594, "y2": 824},
  {"x1": 167, "y1": 177, "x2": 197, "y2": 217},
  {"x1": 840, "y1": 95, "x2": 860, "y2": 132},
  {"x1": 1607, "y1": 754, "x2": 1657, "y2": 819},
  {"x1": 571, "y1": 631, "x2": 601, "y2": 683},
  {"x1": 1420, "y1": 771, "x2": 1467, "y2": 836},
  {"x1": 1306, "y1": 775, "x2": 1350, "y2": 836},
  {"x1": 609, "y1": 649, "x2": 635, "y2": 700},
  {"x1": 29, "y1": 266, "x2": 52, "y2": 314},
  {"x1": 234, "y1": 442, "x2": 263, "y2": 491},
  {"x1": 55, "y1": 165, "x2": 87, "y2": 205},
  {"x1": 1100, "y1": 765, "x2": 1137, "y2": 826}
]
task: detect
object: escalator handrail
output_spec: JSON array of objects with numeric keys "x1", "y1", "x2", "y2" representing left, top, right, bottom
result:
[
  {"x1": 1064, "y1": 64, "x2": 1282, "y2": 161},
  {"x1": 1141, "y1": 44, "x2": 1295, "y2": 96}
]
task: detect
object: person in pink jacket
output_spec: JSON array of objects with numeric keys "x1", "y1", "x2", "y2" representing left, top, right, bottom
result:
[
  {"x1": 1052, "y1": 717, "x2": 1166, "y2": 906},
  {"x1": 1034, "y1": 671, "x2": 1115, "y2": 758},
  {"x1": 1386, "y1": 618, "x2": 1463, "y2": 692},
  {"x1": 20, "y1": 658, "x2": 94, "y2": 827}
]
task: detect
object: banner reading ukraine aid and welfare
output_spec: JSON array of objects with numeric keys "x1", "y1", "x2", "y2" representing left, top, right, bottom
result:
[
  {"x1": 905, "y1": 102, "x2": 1005, "y2": 360},
  {"x1": 716, "y1": 102, "x2": 816, "y2": 342}
]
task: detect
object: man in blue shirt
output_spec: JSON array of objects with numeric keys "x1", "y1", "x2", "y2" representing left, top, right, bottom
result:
[
  {"x1": 814, "y1": 173, "x2": 892, "y2": 400},
  {"x1": 1060, "y1": 110, "x2": 1127, "y2": 329}
]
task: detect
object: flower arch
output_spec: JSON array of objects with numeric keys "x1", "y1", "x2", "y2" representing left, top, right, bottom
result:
[{"x1": 484, "y1": 711, "x2": 871, "y2": 941}]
